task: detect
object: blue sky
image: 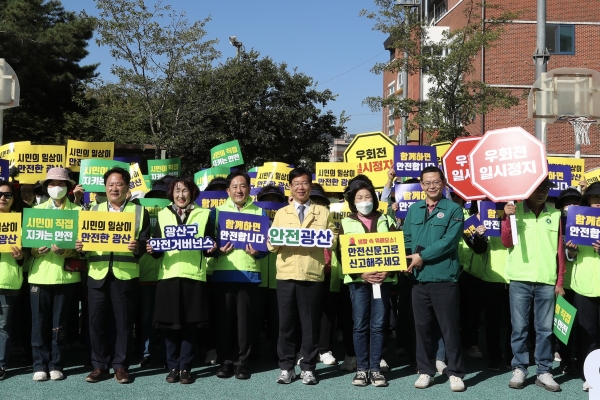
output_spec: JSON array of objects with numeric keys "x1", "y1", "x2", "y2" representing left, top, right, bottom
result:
[{"x1": 60, "y1": 0, "x2": 390, "y2": 137}]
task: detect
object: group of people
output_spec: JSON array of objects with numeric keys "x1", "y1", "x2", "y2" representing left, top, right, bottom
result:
[{"x1": 0, "y1": 160, "x2": 596, "y2": 394}]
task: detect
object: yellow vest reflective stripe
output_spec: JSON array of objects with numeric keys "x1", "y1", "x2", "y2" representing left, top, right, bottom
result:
[
  {"x1": 87, "y1": 202, "x2": 143, "y2": 281},
  {"x1": 505, "y1": 202, "x2": 560, "y2": 285},
  {"x1": 156, "y1": 206, "x2": 210, "y2": 281},
  {"x1": 572, "y1": 245, "x2": 600, "y2": 297}
]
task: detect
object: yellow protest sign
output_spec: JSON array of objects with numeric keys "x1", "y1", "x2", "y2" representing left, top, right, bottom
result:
[
  {"x1": 315, "y1": 162, "x2": 358, "y2": 192},
  {"x1": 12, "y1": 145, "x2": 66, "y2": 184},
  {"x1": 129, "y1": 163, "x2": 149, "y2": 194},
  {"x1": 585, "y1": 167, "x2": 600, "y2": 185},
  {"x1": 548, "y1": 157, "x2": 585, "y2": 186},
  {"x1": 0, "y1": 213, "x2": 22, "y2": 253},
  {"x1": 344, "y1": 132, "x2": 396, "y2": 189},
  {"x1": 66, "y1": 140, "x2": 114, "y2": 172},
  {"x1": 78, "y1": 211, "x2": 135, "y2": 252},
  {"x1": 0, "y1": 141, "x2": 31, "y2": 161},
  {"x1": 255, "y1": 162, "x2": 292, "y2": 196},
  {"x1": 328, "y1": 201, "x2": 388, "y2": 229},
  {"x1": 339, "y1": 231, "x2": 407, "y2": 274},
  {"x1": 432, "y1": 141, "x2": 452, "y2": 165}
]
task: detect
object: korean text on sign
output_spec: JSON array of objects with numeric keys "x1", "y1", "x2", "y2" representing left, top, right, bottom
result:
[
  {"x1": 66, "y1": 140, "x2": 114, "y2": 172},
  {"x1": 13, "y1": 145, "x2": 66, "y2": 184},
  {"x1": 148, "y1": 158, "x2": 181, "y2": 181},
  {"x1": 22, "y1": 209, "x2": 79, "y2": 249},
  {"x1": 339, "y1": 231, "x2": 407, "y2": 274},
  {"x1": 79, "y1": 159, "x2": 129, "y2": 192},
  {"x1": 463, "y1": 215, "x2": 480, "y2": 238},
  {"x1": 148, "y1": 224, "x2": 215, "y2": 252},
  {"x1": 394, "y1": 183, "x2": 427, "y2": 219},
  {"x1": 479, "y1": 201, "x2": 506, "y2": 237},
  {"x1": 565, "y1": 205, "x2": 600, "y2": 247},
  {"x1": 548, "y1": 156, "x2": 585, "y2": 186},
  {"x1": 315, "y1": 162, "x2": 357, "y2": 192},
  {"x1": 269, "y1": 228, "x2": 334, "y2": 248},
  {"x1": 255, "y1": 162, "x2": 292, "y2": 195},
  {"x1": 477, "y1": 146, "x2": 536, "y2": 181},
  {"x1": 218, "y1": 212, "x2": 269, "y2": 252},
  {"x1": 78, "y1": 211, "x2": 136, "y2": 252},
  {"x1": 548, "y1": 164, "x2": 571, "y2": 197},
  {"x1": 195, "y1": 191, "x2": 228, "y2": 209},
  {"x1": 553, "y1": 295, "x2": 577, "y2": 345},
  {"x1": 211, "y1": 140, "x2": 245, "y2": 168},
  {"x1": 394, "y1": 145, "x2": 437, "y2": 178},
  {"x1": 0, "y1": 213, "x2": 21, "y2": 253}
]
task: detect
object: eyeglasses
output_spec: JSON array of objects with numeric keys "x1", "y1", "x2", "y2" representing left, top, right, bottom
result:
[
  {"x1": 291, "y1": 182, "x2": 311, "y2": 189},
  {"x1": 421, "y1": 180, "x2": 443, "y2": 188},
  {"x1": 0, "y1": 192, "x2": 13, "y2": 199}
]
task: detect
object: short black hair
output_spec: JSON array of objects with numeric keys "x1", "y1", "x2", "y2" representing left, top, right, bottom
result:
[
  {"x1": 420, "y1": 166, "x2": 444, "y2": 182},
  {"x1": 205, "y1": 177, "x2": 228, "y2": 191},
  {"x1": 581, "y1": 182, "x2": 600, "y2": 206},
  {"x1": 347, "y1": 181, "x2": 379, "y2": 215},
  {"x1": 104, "y1": 166, "x2": 131, "y2": 187},
  {"x1": 226, "y1": 171, "x2": 251, "y2": 187},
  {"x1": 288, "y1": 167, "x2": 312, "y2": 185},
  {"x1": 343, "y1": 174, "x2": 374, "y2": 201}
]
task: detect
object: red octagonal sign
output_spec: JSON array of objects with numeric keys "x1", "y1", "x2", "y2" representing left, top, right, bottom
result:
[
  {"x1": 468, "y1": 127, "x2": 547, "y2": 202},
  {"x1": 442, "y1": 137, "x2": 486, "y2": 201}
]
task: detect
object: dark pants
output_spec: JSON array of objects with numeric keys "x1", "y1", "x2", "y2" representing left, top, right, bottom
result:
[
  {"x1": 482, "y1": 281, "x2": 513, "y2": 365},
  {"x1": 267, "y1": 289, "x2": 279, "y2": 358},
  {"x1": 319, "y1": 274, "x2": 337, "y2": 354},
  {"x1": 15, "y1": 273, "x2": 33, "y2": 363},
  {"x1": 412, "y1": 282, "x2": 464, "y2": 378},
  {"x1": 30, "y1": 283, "x2": 76, "y2": 373},
  {"x1": 339, "y1": 283, "x2": 356, "y2": 357},
  {"x1": 575, "y1": 292, "x2": 600, "y2": 365},
  {"x1": 88, "y1": 277, "x2": 138, "y2": 371},
  {"x1": 277, "y1": 280, "x2": 323, "y2": 372},
  {"x1": 164, "y1": 324, "x2": 197, "y2": 371},
  {"x1": 459, "y1": 271, "x2": 483, "y2": 348},
  {"x1": 252, "y1": 286, "x2": 268, "y2": 357},
  {"x1": 395, "y1": 273, "x2": 415, "y2": 363},
  {"x1": 213, "y1": 282, "x2": 258, "y2": 367}
]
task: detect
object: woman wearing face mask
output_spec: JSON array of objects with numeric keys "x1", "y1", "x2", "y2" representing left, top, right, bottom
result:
[
  {"x1": 28, "y1": 168, "x2": 81, "y2": 382},
  {"x1": 565, "y1": 183, "x2": 600, "y2": 392},
  {"x1": 336, "y1": 180, "x2": 397, "y2": 388},
  {"x1": 0, "y1": 181, "x2": 27, "y2": 380}
]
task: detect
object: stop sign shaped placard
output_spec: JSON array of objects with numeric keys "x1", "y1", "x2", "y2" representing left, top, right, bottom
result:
[
  {"x1": 442, "y1": 137, "x2": 486, "y2": 200},
  {"x1": 468, "y1": 127, "x2": 547, "y2": 202}
]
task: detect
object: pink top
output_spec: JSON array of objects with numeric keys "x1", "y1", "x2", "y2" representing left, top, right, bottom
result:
[{"x1": 357, "y1": 213, "x2": 375, "y2": 231}]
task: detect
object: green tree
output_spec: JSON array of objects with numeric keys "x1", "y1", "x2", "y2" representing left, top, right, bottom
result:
[
  {"x1": 362, "y1": 0, "x2": 520, "y2": 143},
  {"x1": 0, "y1": 0, "x2": 97, "y2": 144}
]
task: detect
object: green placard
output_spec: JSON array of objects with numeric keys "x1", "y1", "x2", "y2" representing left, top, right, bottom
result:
[
  {"x1": 554, "y1": 295, "x2": 577, "y2": 345},
  {"x1": 22, "y1": 208, "x2": 79, "y2": 249},
  {"x1": 194, "y1": 167, "x2": 230, "y2": 191},
  {"x1": 79, "y1": 159, "x2": 129, "y2": 192},
  {"x1": 211, "y1": 140, "x2": 244, "y2": 168},
  {"x1": 148, "y1": 158, "x2": 181, "y2": 181},
  {"x1": 138, "y1": 198, "x2": 171, "y2": 231},
  {"x1": 143, "y1": 174, "x2": 152, "y2": 189}
]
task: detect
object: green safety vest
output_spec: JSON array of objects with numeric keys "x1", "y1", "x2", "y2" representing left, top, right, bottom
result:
[
  {"x1": 339, "y1": 214, "x2": 398, "y2": 285},
  {"x1": 156, "y1": 206, "x2": 210, "y2": 281},
  {"x1": 459, "y1": 209, "x2": 486, "y2": 279},
  {"x1": 0, "y1": 211, "x2": 23, "y2": 290},
  {"x1": 505, "y1": 202, "x2": 561, "y2": 285},
  {"x1": 478, "y1": 236, "x2": 509, "y2": 284},
  {"x1": 571, "y1": 245, "x2": 600, "y2": 297},
  {"x1": 258, "y1": 252, "x2": 278, "y2": 289},
  {"x1": 28, "y1": 199, "x2": 81, "y2": 285},
  {"x1": 87, "y1": 201, "x2": 144, "y2": 281},
  {"x1": 139, "y1": 253, "x2": 160, "y2": 282}
]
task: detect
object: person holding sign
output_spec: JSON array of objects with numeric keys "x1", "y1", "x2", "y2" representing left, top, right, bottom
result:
[
  {"x1": 208, "y1": 171, "x2": 268, "y2": 380},
  {"x1": 75, "y1": 167, "x2": 150, "y2": 384},
  {"x1": 336, "y1": 180, "x2": 396, "y2": 388},
  {"x1": 28, "y1": 168, "x2": 81, "y2": 382},
  {"x1": 0, "y1": 181, "x2": 27, "y2": 380},
  {"x1": 146, "y1": 177, "x2": 216, "y2": 384},
  {"x1": 268, "y1": 167, "x2": 336, "y2": 385},
  {"x1": 502, "y1": 177, "x2": 565, "y2": 392},
  {"x1": 565, "y1": 183, "x2": 600, "y2": 392},
  {"x1": 402, "y1": 166, "x2": 465, "y2": 392}
]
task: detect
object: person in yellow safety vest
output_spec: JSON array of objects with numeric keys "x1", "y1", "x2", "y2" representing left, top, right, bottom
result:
[
  {"x1": 146, "y1": 177, "x2": 217, "y2": 384},
  {"x1": 207, "y1": 171, "x2": 269, "y2": 380},
  {"x1": 27, "y1": 168, "x2": 81, "y2": 382},
  {"x1": 0, "y1": 180, "x2": 28, "y2": 380},
  {"x1": 75, "y1": 166, "x2": 151, "y2": 385},
  {"x1": 565, "y1": 182, "x2": 600, "y2": 392}
]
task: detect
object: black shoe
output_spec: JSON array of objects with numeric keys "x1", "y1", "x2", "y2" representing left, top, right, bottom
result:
[
  {"x1": 166, "y1": 369, "x2": 179, "y2": 383},
  {"x1": 216, "y1": 364, "x2": 234, "y2": 378},
  {"x1": 561, "y1": 363, "x2": 578, "y2": 375},
  {"x1": 234, "y1": 365, "x2": 250, "y2": 380},
  {"x1": 487, "y1": 361, "x2": 502, "y2": 371},
  {"x1": 139, "y1": 356, "x2": 153, "y2": 368},
  {"x1": 179, "y1": 370, "x2": 193, "y2": 384}
]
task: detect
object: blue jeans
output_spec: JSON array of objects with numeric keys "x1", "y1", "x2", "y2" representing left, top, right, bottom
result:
[
  {"x1": 509, "y1": 281, "x2": 555, "y2": 375},
  {"x1": 349, "y1": 282, "x2": 391, "y2": 372},
  {"x1": 0, "y1": 295, "x2": 17, "y2": 368},
  {"x1": 139, "y1": 285, "x2": 157, "y2": 358},
  {"x1": 435, "y1": 327, "x2": 446, "y2": 362}
]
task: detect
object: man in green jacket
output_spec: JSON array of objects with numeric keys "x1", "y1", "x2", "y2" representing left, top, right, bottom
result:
[{"x1": 403, "y1": 166, "x2": 465, "y2": 392}]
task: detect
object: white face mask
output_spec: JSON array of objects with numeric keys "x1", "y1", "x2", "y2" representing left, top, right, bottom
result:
[
  {"x1": 356, "y1": 201, "x2": 374, "y2": 215},
  {"x1": 47, "y1": 186, "x2": 68, "y2": 200}
]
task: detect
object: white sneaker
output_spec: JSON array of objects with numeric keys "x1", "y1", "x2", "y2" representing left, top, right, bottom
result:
[
  {"x1": 33, "y1": 371, "x2": 48, "y2": 381},
  {"x1": 300, "y1": 370, "x2": 317, "y2": 385},
  {"x1": 467, "y1": 345, "x2": 483, "y2": 359},
  {"x1": 204, "y1": 348, "x2": 217, "y2": 365},
  {"x1": 276, "y1": 369, "x2": 296, "y2": 384},
  {"x1": 50, "y1": 370, "x2": 64, "y2": 381},
  {"x1": 535, "y1": 372, "x2": 561, "y2": 392},
  {"x1": 380, "y1": 359, "x2": 390, "y2": 373},
  {"x1": 554, "y1": 352, "x2": 562, "y2": 362},
  {"x1": 450, "y1": 376, "x2": 465, "y2": 392},
  {"x1": 414, "y1": 373, "x2": 434, "y2": 389},
  {"x1": 435, "y1": 360, "x2": 447, "y2": 375},
  {"x1": 584, "y1": 381, "x2": 592, "y2": 392},
  {"x1": 319, "y1": 351, "x2": 337, "y2": 365},
  {"x1": 340, "y1": 355, "x2": 356, "y2": 372},
  {"x1": 508, "y1": 368, "x2": 526, "y2": 389}
]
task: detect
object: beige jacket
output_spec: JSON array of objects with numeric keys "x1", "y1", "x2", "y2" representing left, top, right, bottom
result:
[{"x1": 268, "y1": 203, "x2": 336, "y2": 282}]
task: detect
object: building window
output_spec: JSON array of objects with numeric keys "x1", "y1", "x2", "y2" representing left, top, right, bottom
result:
[
  {"x1": 388, "y1": 82, "x2": 396, "y2": 97},
  {"x1": 546, "y1": 25, "x2": 574, "y2": 54}
]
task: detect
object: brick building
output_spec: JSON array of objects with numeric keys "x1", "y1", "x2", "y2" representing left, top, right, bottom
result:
[{"x1": 382, "y1": 0, "x2": 600, "y2": 168}]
